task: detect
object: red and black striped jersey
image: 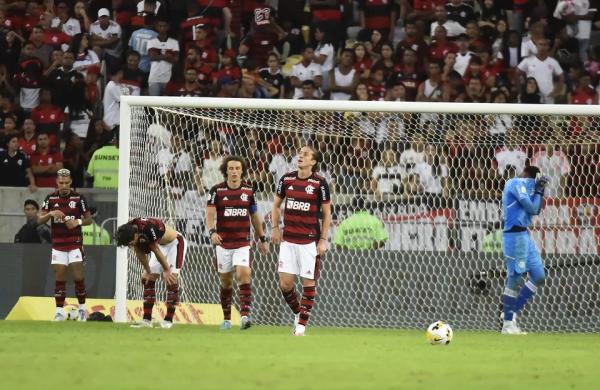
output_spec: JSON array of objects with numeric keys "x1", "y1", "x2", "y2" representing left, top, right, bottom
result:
[
  {"x1": 129, "y1": 218, "x2": 166, "y2": 254},
  {"x1": 207, "y1": 181, "x2": 257, "y2": 249},
  {"x1": 42, "y1": 190, "x2": 91, "y2": 251},
  {"x1": 358, "y1": 0, "x2": 395, "y2": 30},
  {"x1": 276, "y1": 171, "x2": 331, "y2": 245}
]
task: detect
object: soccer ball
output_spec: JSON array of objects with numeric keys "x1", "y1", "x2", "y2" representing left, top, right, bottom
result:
[
  {"x1": 426, "y1": 321, "x2": 453, "y2": 345},
  {"x1": 66, "y1": 308, "x2": 79, "y2": 321}
]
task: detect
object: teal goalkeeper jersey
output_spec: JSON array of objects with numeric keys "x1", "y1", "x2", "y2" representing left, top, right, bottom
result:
[{"x1": 502, "y1": 178, "x2": 543, "y2": 231}]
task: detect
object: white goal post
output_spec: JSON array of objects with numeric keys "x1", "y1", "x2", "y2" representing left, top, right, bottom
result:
[{"x1": 116, "y1": 97, "x2": 600, "y2": 331}]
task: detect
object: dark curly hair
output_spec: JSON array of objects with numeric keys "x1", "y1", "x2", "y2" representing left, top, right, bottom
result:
[
  {"x1": 219, "y1": 155, "x2": 247, "y2": 179},
  {"x1": 115, "y1": 223, "x2": 138, "y2": 246}
]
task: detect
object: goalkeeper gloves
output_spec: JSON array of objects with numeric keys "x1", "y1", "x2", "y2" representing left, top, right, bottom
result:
[{"x1": 534, "y1": 175, "x2": 551, "y2": 195}]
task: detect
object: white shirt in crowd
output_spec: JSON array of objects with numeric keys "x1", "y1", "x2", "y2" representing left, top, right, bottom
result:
[
  {"x1": 269, "y1": 154, "x2": 297, "y2": 185},
  {"x1": 73, "y1": 50, "x2": 100, "y2": 76},
  {"x1": 330, "y1": 67, "x2": 356, "y2": 100},
  {"x1": 52, "y1": 17, "x2": 81, "y2": 36},
  {"x1": 202, "y1": 156, "x2": 223, "y2": 190},
  {"x1": 495, "y1": 147, "x2": 528, "y2": 176},
  {"x1": 430, "y1": 20, "x2": 466, "y2": 38},
  {"x1": 137, "y1": 0, "x2": 161, "y2": 15},
  {"x1": 157, "y1": 148, "x2": 192, "y2": 176},
  {"x1": 414, "y1": 161, "x2": 449, "y2": 194},
  {"x1": 399, "y1": 148, "x2": 425, "y2": 176},
  {"x1": 454, "y1": 51, "x2": 473, "y2": 76},
  {"x1": 553, "y1": 0, "x2": 591, "y2": 39},
  {"x1": 487, "y1": 114, "x2": 513, "y2": 135},
  {"x1": 372, "y1": 164, "x2": 403, "y2": 193},
  {"x1": 291, "y1": 61, "x2": 322, "y2": 99},
  {"x1": 521, "y1": 35, "x2": 538, "y2": 58},
  {"x1": 530, "y1": 149, "x2": 570, "y2": 197},
  {"x1": 103, "y1": 81, "x2": 132, "y2": 129},
  {"x1": 89, "y1": 20, "x2": 123, "y2": 57},
  {"x1": 517, "y1": 56, "x2": 563, "y2": 99},
  {"x1": 147, "y1": 37, "x2": 180, "y2": 83}
]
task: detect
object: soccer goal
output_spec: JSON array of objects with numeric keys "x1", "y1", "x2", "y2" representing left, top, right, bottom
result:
[{"x1": 117, "y1": 97, "x2": 600, "y2": 331}]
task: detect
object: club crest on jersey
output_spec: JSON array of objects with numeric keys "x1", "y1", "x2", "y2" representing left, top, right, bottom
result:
[
  {"x1": 305, "y1": 185, "x2": 315, "y2": 194},
  {"x1": 240, "y1": 193, "x2": 248, "y2": 202},
  {"x1": 68, "y1": 201, "x2": 76, "y2": 208}
]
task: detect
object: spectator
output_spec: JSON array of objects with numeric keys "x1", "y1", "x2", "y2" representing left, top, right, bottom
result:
[
  {"x1": 103, "y1": 67, "x2": 130, "y2": 130},
  {"x1": 62, "y1": 130, "x2": 87, "y2": 188},
  {"x1": 86, "y1": 131, "x2": 119, "y2": 189},
  {"x1": 0, "y1": 63, "x2": 17, "y2": 97},
  {"x1": 494, "y1": 134, "x2": 527, "y2": 176},
  {"x1": 216, "y1": 76, "x2": 240, "y2": 98},
  {"x1": 66, "y1": 79, "x2": 94, "y2": 139},
  {"x1": 73, "y1": 1, "x2": 92, "y2": 32},
  {"x1": 18, "y1": 118, "x2": 37, "y2": 156},
  {"x1": 44, "y1": 51, "x2": 84, "y2": 109},
  {"x1": 354, "y1": 42, "x2": 373, "y2": 81},
  {"x1": 84, "y1": 118, "x2": 112, "y2": 159},
  {"x1": 137, "y1": 0, "x2": 162, "y2": 17},
  {"x1": 491, "y1": 19, "x2": 510, "y2": 59},
  {"x1": 14, "y1": 42, "x2": 43, "y2": 112},
  {"x1": 454, "y1": 33, "x2": 473, "y2": 76},
  {"x1": 428, "y1": 25, "x2": 458, "y2": 63},
  {"x1": 29, "y1": 26, "x2": 53, "y2": 68},
  {"x1": 52, "y1": 1, "x2": 82, "y2": 37},
  {"x1": 30, "y1": 132, "x2": 63, "y2": 188},
  {"x1": 0, "y1": 133, "x2": 36, "y2": 190},
  {"x1": 269, "y1": 142, "x2": 296, "y2": 187},
  {"x1": 462, "y1": 77, "x2": 488, "y2": 102},
  {"x1": 431, "y1": 5, "x2": 466, "y2": 38},
  {"x1": 89, "y1": 8, "x2": 123, "y2": 73},
  {"x1": 353, "y1": 82, "x2": 370, "y2": 101},
  {"x1": 446, "y1": 0, "x2": 476, "y2": 28},
  {"x1": 486, "y1": 90, "x2": 513, "y2": 137},
  {"x1": 31, "y1": 89, "x2": 64, "y2": 143},
  {"x1": 553, "y1": 0, "x2": 594, "y2": 62},
  {"x1": 391, "y1": 48, "x2": 425, "y2": 101},
  {"x1": 414, "y1": 144, "x2": 450, "y2": 205},
  {"x1": 169, "y1": 67, "x2": 203, "y2": 97},
  {"x1": 333, "y1": 209, "x2": 389, "y2": 250},
  {"x1": 213, "y1": 49, "x2": 242, "y2": 88},
  {"x1": 290, "y1": 46, "x2": 322, "y2": 99},
  {"x1": 368, "y1": 68, "x2": 387, "y2": 101},
  {"x1": 358, "y1": 0, "x2": 398, "y2": 43},
  {"x1": 341, "y1": 137, "x2": 372, "y2": 194},
  {"x1": 202, "y1": 139, "x2": 224, "y2": 190},
  {"x1": 147, "y1": 19, "x2": 179, "y2": 96},
  {"x1": 395, "y1": 19, "x2": 429, "y2": 69},
  {"x1": 501, "y1": 30, "x2": 523, "y2": 70},
  {"x1": 312, "y1": 25, "x2": 335, "y2": 92},
  {"x1": 416, "y1": 61, "x2": 443, "y2": 102},
  {"x1": 71, "y1": 33, "x2": 101, "y2": 76},
  {"x1": 1, "y1": 115, "x2": 17, "y2": 136},
  {"x1": 371, "y1": 42, "x2": 395, "y2": 81},
  {"x1": 568, "y1": 72, "x2": 598, "y2": 104},
  {"x1": 530, "y1": 140, "x2": 571, "y2": 197},
  {"x1": 238, "y1": 74, "x2": 269, "y2": 98},
  {"x1": 400, "y1": 134, "x2": 426, "y2": 176},
  {"x1": 14, "y1": 199, "x2": 51, "y2": 243},
  {"x1": 330, "y1": 48, "x2": 358, "y2": 101},
  {"x1": 259, "y1": 52, "x2": 285, "y2": 98},
  {"x1": 122, "y1": 51, "x2": 145, "y2": 95},
  {"x1": 128, "y1": 15, "x2": 158, "y2": 73},
  {"x1": 157, "y1": 133, "x2": 193, "y2": 179},
  {"x1": 371, "y1": 148, "x2": 403, "y2": 197},
  {"x1": 81, "y1": 206, "x2": 111, "y2": 245},
  {"x1": 519, "y1": 77, "x2": 542, "y2": 103}
]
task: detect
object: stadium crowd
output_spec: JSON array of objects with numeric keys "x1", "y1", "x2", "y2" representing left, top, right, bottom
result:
[{"x1": 0, "y1": 0, "x2": 598, "y2": 203}]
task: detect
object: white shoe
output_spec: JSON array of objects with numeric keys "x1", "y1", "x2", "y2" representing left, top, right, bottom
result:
[
  {"x1": 293, "y1": 312, "x2": 300, "y2": 332},
  {"x1": 158, "y1": 320, "x2": 173, "y2": 329},
  {"x1": 53, "y1": 312, "x2": 66, "y2": 322},
  {"x1": 220, "y1": 320, "x2": 232, "y2": 331},
  {"x1": 77, "y1": 309, "x2": 87, "y2": 322},
  {"x1": 501, "y1": 320, "x2": 527, "y2": 335},
  {"x1": 131, "y1": 319, "x2": 153, "y2": 328},
  {"x1": 293, "y1": 324, "x2": 306, "y2": 336}
]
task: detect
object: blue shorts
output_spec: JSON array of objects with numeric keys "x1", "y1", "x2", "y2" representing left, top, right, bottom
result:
[{"x1": 502, "y1": 231, "x2": 543, "y2": 277}]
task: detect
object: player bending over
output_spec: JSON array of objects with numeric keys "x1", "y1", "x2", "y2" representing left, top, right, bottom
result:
[
  {"x1": 38, "y1": 168, "x2": 92, "y2": 321},
  {"x1": 115, "y1": 218, "x2": 187, "y2": 328},
  {"x1": 206, "y1": 155, "x2": 269, "y2": 330},
  {"x1": 272, "y1": 145, "x2": 332, "y2": 336},
  {"x1": 501, "y1": 165, "x2": 550, "y2": 335}
]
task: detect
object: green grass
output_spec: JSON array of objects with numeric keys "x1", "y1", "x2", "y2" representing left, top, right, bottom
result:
[{"x1": 1, "y1": 321, "x2": 599, "y2": 390}]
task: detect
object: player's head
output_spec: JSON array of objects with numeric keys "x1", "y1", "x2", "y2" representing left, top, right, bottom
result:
[
  {"x1": 220, "y1": 155, "x2": 247, "y2": 181},
  {"x1": 521, "y1": 165, "x2": 541, "y2": 179},
  {"x1": 56, "y1": 168, "x2": 72, "y2": 196},
  {"x1": 115, "y1": 223, "x2": 139, "y2": 247},
  {"x1": 297, "y1": 145, "x2": 322, "y2": 173}
]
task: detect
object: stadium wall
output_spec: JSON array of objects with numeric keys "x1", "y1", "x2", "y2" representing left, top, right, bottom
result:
[{"x1": 2, "y1": 244, "x2": 599, "y2": 331}]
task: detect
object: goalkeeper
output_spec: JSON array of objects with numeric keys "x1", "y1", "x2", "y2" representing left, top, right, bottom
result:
[
  {"x1": 501, "y1": 166, "x2": 549, "y2": 335},
  {"x1": 334, "y1": 207, "x2": 388, "y2": 250}
]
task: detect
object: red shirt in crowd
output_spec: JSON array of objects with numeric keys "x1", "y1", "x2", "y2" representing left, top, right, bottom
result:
[{"x1": 30, "y1": 149, "x2": 63, "y2": 187}]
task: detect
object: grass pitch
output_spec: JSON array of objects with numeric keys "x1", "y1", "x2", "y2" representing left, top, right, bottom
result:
[{"x1": 1, "y1": 321, "x2": 599, "y2": 390}]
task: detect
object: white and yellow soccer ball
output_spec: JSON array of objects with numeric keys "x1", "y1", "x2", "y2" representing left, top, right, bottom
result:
[
  {"x1": 66, "y1": 308, "x2": 79, "y2": 321},
  {"x1": 426, "y1": 321, "x2": 453, "y2": 345}
]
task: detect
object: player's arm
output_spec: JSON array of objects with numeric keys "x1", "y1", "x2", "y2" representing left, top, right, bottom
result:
[
  {"x1": 38, "y1": 199, "x2": 65, "y2": 224},
  {"x1": 317, "y1": 202, "x2": 332, "y2": 256},
  {"x1": 134, "y1": 246, "x2": 152, "y2": 274},
  {"x1": 206, "y1": 187, "x2": 222, "y2": 245},
  {"x1": 148, "y1": 243, "x2": 177, "y2": 286},
  {"x1": 512, "y1": 184, "x2": 543, "y2": 215},
  {"x1": 250, "y1": 208, "x2": 269, "y2": 254},
  {"x1": 271, "y1": 195, "x2": 284, "y2": 245}
]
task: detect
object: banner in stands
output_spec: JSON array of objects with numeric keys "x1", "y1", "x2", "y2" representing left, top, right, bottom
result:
[{"x1": 6, "y1": 296, "x2": 238, "y2": 325}]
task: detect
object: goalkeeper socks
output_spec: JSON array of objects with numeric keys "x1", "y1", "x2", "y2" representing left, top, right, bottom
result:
[
  {"x1": 75, "y1": 279, "x2": 86, "y2": 305},
  {"x1": 502, "y1": 288, "x2": 518, "y2": 322},
  {"x1": 513, "y1": 280, "x2": 537, "y2": 314},
  {"x1": 220, "y1": 286, "x2": 233, "y2": 321},
  {"x1": 239, "y1": 283, "x2": 252, "y2": 317},
  {"x1": 299, "y1": 286, "x2": 316, "y2": 326},
  {"x1": 54, "y1": 281, "x2": 66, "y2": 308},
  {"x1": 143, "y1": 280, "x2": 156, "y2": 321},
  {"x1": 164, "y1": 284, "x2": 179, "y2": 322},
  {"x1": 281, "y1": 288, "x2": 300, "y2": 314}
]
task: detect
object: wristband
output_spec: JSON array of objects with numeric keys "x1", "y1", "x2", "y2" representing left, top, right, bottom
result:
[
  {"x1": 272, "y1": 226, "x2": 280, "y2": 230},
  {"x1": 77, "y1": 219, "x2": 82, "y2": 226},
  {"x1": 259, "y1": 236, "x2": 268, "y2": 243},
  {"x1": 319, "y1": 238, "x2": 327, "y2": 241},
  {"x1": 208, "y1": 228, "x2": 217, "y2": 236}
]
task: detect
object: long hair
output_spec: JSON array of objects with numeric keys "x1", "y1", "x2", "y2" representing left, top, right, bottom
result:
[
  {"x1": 304, "y1": 144, "x2": 322, "y2": 173},
  {"x1": 219, "y1": 155, "x2": 248, "y2": 179}
]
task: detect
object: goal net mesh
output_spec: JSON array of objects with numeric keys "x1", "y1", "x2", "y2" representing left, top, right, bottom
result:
[{"x1": 127, "y1": 103, "x2": 600, "y2": 332}]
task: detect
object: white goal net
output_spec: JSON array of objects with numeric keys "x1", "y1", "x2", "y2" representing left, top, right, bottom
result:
[{"x1": 117, "y1": 98, "x2": 600, "y2": 332}]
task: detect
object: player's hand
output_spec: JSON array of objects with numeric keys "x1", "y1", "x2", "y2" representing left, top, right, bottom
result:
[
  {"x1": 141, "y1": 272, "x2": 152, "y2": 284},
  {"x1": 317, "y1": 239, "x2": 328, "y2": 257},
  {"x1": 65, "y1": 219, "x2": 79, "y2": 229},
  {"x1": 271, "y1": 227, "x2": 281, "y2": 245},
  {"x1": 258, "y1": 241, "x2": 269, "y2": 254},
  {"x1": 535, "y1": 175, "x2": 551, "y2": 194},
  {"x1": 51, "y1": 210, "x2": 66, "y2": 219},
  {"x1": 163, "y1": 268, "x2": 177, "y2": 286},
  {"x1": 210, "y1": 232, "x2": 222, "y2": 246}
]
